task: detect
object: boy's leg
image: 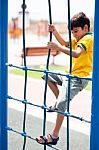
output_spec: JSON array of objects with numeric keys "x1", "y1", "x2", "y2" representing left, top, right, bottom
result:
[
  {"x1": 36, "y1": 114, "x2": 64, "y2": 144},
  {"x1": 36, "y1": 78, "x2": 89, "y2": 144},
  {"x1": 48, "y1": 81, "x2": 59, "y2": 99},
  {"x1": 42, "y1": 73, "x2": 62, "y2": 99},
  {"x1": 52, "y1": 114, "x2": 64, "y2": 137},
  {"x1": 43, "y1": 78, "x2": 89, "y2": 139}
]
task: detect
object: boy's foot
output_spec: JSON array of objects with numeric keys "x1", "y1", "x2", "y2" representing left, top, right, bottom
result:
[
  {"x1": 47, "y1": 102, "x2": 58, "y2": 112},
  {"x1": 47, "y1": 106, "x2": 58, "y2": 112},
  {"x1": 36, "y1": 134, "x2": 59, "y2": 145}
]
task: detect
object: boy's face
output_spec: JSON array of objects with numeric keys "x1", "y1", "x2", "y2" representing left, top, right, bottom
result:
[{"x1": 71, "y1": 26, "x2": 88, "y2": 41}]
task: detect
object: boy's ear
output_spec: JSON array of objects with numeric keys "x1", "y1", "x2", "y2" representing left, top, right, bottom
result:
[{"x1": 84, "y1": 24, "x2": 88, "y2": 32}]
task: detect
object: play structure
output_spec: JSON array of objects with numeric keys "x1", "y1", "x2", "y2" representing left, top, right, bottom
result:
[{"x1": 0, "y1": 0, "x2": 98, "y2": 150}]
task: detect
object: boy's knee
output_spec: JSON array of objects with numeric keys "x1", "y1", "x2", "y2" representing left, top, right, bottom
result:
[{"x1": 57, "y1": 101, "x2": 67, "y2": 112}]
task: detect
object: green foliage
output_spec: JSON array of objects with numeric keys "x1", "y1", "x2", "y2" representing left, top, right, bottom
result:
[
  {"x1": 85, "y1": 81, "x2": 92, "y2": 91},
  {"x1": 9, "y1": 65, "x2": 65, "y2": 79}
]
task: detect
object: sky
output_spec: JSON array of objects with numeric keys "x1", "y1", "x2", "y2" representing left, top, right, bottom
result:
[{"x1": 8, "y1": 0, "x2": 95, "y2": 22}]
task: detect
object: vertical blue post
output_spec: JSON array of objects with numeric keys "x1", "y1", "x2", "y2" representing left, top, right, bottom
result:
[
  {"x1": 90, "y1": 0, "x2": 99, "y2": 149},
  {"x1": 0, "y1": 0, "x2": 8, "y2": 149}
]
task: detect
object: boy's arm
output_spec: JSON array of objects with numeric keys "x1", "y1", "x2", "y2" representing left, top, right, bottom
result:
[
  {"x1": 48, "y1": 24, "x2": 69, "y2": 47},
  {"x1": 53, "y1": 30, "x2": 69, "y2": 47},
  {"x1": 47, "y1": 42, "x2": 84, "y2": 58}
]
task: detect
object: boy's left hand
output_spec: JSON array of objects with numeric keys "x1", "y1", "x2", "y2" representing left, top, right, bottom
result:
[{"x1": 47, "y1": 42, "x2": 59, "y2": 51}]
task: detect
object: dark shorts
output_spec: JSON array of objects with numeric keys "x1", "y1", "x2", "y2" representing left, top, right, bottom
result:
[{"x1": 42, "y1": 73, "x2": 63, "y2": 86}]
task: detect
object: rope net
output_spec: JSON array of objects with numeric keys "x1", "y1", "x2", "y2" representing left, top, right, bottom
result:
[{"x1": 7, "y1": 0, "x2": 92, "y2": 150}]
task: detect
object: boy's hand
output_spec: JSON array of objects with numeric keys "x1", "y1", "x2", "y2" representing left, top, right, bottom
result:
[
  {"x1": 48, "y1": 24, "x2": 56, "y2": 33},
  {"x1": 47, "y1": 42, "x2": 59, "y2": 51}
]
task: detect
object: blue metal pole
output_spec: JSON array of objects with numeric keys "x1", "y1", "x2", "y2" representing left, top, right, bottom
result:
[
  {"x1": 90, "y1": 0, "x2": 99, "y2": 149},
  {"x1": 0, "y1": 0, "x2": 8, "y2": 149}
]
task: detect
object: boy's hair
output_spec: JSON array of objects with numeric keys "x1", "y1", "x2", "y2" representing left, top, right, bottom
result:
[{"x1": 71, "y1": 12, "x2": 90, "y2": 31}]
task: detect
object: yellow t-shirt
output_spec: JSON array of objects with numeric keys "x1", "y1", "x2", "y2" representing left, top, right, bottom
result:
[{"x1": 68, "y1": 32, "x2": 93, "y2": 77}]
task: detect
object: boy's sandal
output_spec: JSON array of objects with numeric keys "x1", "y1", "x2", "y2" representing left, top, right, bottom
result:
[
  {"x1": 36, "y1": 134, "x2": 59, "y2": 145},
  {"x1": 47, "y1": 106, "x2": 58, "y2": 112}
]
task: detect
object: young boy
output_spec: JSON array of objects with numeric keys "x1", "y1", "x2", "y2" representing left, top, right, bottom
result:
[{"x1": 36, "y1": 12, "x2": 93, "y2": 145}]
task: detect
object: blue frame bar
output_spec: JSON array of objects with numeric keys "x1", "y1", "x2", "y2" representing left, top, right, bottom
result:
[
  {"x1": 90, "y1": 0, "x2": 99, "y2": 149},
  {"x1": 0, "y1": 0, "x2": 98, "y2": 149},
  {"x1": 0, "y1": 0, "x2": 8, "y2": 149}
]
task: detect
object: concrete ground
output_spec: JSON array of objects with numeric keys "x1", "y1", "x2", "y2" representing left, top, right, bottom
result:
[
  {"x1": 8, "y1": 74, "x2": 91, "y2": 150},
  {"x1": 8, "y1": 108, "x2": 89, "y2": 150}
]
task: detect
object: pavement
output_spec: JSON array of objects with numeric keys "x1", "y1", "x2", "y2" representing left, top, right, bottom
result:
[{"x1": 8, "y1": 73, "x2": 92, "y2": 150}]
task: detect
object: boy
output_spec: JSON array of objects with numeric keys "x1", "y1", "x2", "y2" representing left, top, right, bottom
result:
[{"x1": 36, "y1": 12, "x2": 93, "y2": 145}]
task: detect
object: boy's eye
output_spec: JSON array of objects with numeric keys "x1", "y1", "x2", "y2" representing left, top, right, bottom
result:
[{"x1": 72, "y1": 30, "x2": 78, "y2": 34}]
